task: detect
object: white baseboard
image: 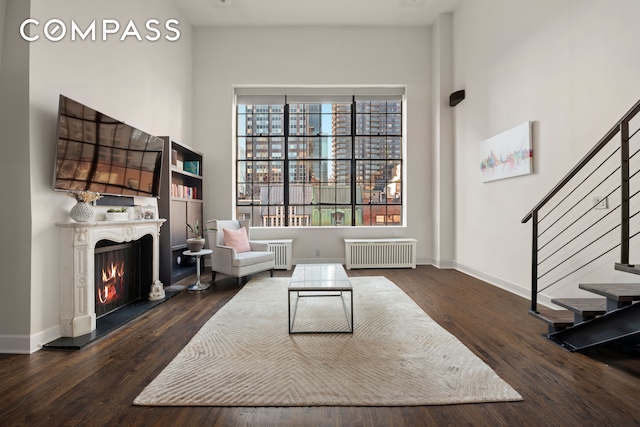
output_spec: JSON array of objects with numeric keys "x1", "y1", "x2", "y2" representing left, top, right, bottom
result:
[
  {"x1": 429, "y1": 257, "x2": 455, "y2": 269},
  {"x1": 532, "y1": 293, "x2": 555, "y2": 309},
  {"x1": 31, "y1": 325, "x2": 62, "y2": 353},
  {"x1": 0, "y1": 325, "x2": 60, "y2": 354},
  {"x1": 453, "y1": 261, "x2": 555, "y2": 309},
  {"x1": 0, "y1": 334, "x2": 31, "y2": 354},
  {"x1": 454, "y1": 262, "x2": 530, "y2": 299}
]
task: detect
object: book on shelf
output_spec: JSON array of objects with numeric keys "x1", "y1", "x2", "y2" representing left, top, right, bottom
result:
[
  {"x1": 171, "y1": 183, "x2": 198, "y2": 200},
  {"x1": 183, "y1": 160, "x2": 200, "y2": 175}
]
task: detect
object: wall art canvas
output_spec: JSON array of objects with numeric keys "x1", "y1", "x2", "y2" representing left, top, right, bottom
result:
[{"x1": 480, "y1": 121, "x2": 532, "y2": 182}]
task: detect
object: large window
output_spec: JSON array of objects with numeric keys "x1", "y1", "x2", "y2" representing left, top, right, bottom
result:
[{"x1": 236, "y1": 88, "x2": 404, "y2": 227}]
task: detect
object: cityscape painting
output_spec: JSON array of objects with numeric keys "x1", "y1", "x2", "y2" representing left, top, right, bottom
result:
[{"x1": 480, "y1": 121, "x2": 532, "y2": 182}]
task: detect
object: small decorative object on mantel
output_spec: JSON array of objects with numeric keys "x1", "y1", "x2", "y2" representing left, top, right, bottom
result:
[
  {"x1": 185, "y1": 220, "x2": 216, "y2": 252},
  {"x1": 105, "y1": 207, "x2": 129, "y2": 221},
  {"x1": 67, "y1": 190, "x2": 102, "y2": 222}
]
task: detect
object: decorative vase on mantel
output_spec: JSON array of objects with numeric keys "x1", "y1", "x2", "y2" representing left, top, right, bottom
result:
[
  {"x1": 67, "y1": 190, "x2": 102, "y2": 223},
  {"x1": 69, "y1": 201, "x2": 94, "y2": 222}
]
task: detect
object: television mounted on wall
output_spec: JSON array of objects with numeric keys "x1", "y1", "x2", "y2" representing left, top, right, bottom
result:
[{"x1": 53, "y1": 94, "x2": 163, "y2": 198}]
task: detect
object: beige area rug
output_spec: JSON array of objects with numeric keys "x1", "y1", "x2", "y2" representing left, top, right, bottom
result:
[{"x1": 134, "y1": 277, "x2": 522, "y2": 407}]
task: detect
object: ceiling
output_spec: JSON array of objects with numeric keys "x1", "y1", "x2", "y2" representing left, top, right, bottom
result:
[{"x1": 172, "y1": 0, "x2": 461, "y2": 28}]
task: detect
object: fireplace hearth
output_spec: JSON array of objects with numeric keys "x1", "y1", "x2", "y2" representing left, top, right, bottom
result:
[{"x1": 44, "y1": 287, "x2": 180, "y2": 350}]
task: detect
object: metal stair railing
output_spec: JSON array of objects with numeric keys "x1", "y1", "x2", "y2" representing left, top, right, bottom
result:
[{"x1": 522, "y1": 99, "x2": 640, "y2": 313}]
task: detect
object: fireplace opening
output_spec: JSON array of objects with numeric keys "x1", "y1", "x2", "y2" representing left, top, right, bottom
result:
[{"x1": 94, "y1": 235, "x2": 153, "y2": 318}]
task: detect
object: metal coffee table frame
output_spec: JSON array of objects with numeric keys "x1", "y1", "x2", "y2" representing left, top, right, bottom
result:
[{"x1": 288, "y1": 263, "x2": 353, "y2": 334}]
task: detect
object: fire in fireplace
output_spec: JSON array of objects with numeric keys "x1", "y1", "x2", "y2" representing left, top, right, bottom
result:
[
  {"x1": 94, "y1": 236, "x2": 153, "y2": 318},
  {"x1": 98, "y1": 258, "x2": 125, "y2": 304}
]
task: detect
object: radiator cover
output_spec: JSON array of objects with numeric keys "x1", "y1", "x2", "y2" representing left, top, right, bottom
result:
[
  {"x1": 254, "y1": 239, "x2": 293, "y2": 270},
  {"x1": 344, "y1": 238, "x2": 417, "y2": 270}
]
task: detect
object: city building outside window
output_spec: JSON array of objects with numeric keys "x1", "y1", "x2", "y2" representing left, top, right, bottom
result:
[{"x1": 236, "y1": 88, "x2": 404, "y2": 227}]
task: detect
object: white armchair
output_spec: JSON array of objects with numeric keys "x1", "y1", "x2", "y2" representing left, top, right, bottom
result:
[{"x1": 206, "y1": 219, "x2": 275, "y2": 286}]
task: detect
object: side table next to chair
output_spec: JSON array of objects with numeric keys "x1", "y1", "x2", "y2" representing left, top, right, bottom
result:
[{"x1": 182, "y1": 248, "x2": 213, "y2": 291}]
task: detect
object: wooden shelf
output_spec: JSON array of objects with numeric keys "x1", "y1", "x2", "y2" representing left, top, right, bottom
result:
[
  {"x1": 158, "y1": 137, "x2": 204, "y2": 285},
  {"x1": 171, "y1": 167, "x2": 202, "y2": 179},
  {"x1": 171, "y1": 197, "x2": 203, "y2": 203}
]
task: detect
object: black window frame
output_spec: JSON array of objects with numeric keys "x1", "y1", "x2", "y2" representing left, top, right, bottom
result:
[{"x1": 236, "y1": 95, "x2": 403, "y2": 227}]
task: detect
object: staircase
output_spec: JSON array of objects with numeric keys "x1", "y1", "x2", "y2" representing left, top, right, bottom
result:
[
  {"x1": 530, "y1": 283, "x2": 640, "y2": 351},
  {"x1": 522, "y1": 99, "x2": 640, "y2": 352}
]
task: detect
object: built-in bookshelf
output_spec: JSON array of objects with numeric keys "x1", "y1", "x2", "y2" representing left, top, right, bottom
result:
[{"x1": 158, "y1": 137, "x2": 204, "y2": 285}]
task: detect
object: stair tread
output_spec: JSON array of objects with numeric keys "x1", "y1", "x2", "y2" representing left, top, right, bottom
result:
[
  {"x1": 529, "y1": 309, "x2": 574, "y2": 327},
  {"x1": 550, "y1": 298, "x2": 607, "y2": 315},
  {"x1": 614, "y1": 263, "x2": 640, "y2": 275},
  {"x1": 578, "y1": 283, "x2": 640, "y2": 302}
]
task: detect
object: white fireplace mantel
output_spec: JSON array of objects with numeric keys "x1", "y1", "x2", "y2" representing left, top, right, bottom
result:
[{"x1": 57, "y1": 219, "x2": 166, "y2": 337}]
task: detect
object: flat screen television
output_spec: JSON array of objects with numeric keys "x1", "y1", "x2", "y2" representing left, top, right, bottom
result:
[{"x1": 53, "y1": 95, "x2": 163, "y2": 198}]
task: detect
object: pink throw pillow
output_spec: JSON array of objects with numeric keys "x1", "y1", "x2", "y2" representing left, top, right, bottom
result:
[{"x1": 223, "y1": 227, "x2": 251, "y2": 253}]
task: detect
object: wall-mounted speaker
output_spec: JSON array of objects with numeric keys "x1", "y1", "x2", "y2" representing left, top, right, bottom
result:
[{"x1": 449, "y1": 90, "x2": 465, "y2": 107}]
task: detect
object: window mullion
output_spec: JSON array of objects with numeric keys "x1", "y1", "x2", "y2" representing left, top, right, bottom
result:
[
  {"x1": 283, "y1": 104, "x2": 290, "y2": 227},
  {"x1": 350, "y1": 96, "x2": 357, "y2": 226}
]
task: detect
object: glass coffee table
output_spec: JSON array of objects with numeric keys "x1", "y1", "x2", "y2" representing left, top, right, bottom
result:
[{"x1": 288, "y1": 263, "x2": 353, "y2": 334}]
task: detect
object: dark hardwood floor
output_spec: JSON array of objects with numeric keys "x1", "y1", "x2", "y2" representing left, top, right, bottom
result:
[{"x1": 1, "y1": 266, "x2": 639, "y2": 427}]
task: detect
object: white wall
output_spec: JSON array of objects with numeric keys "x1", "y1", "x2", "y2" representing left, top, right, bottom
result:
[
  {"x1": 193, "y1": 27, "x2": 433, "y2": 264},
  {"x1": 0, "y1": 0, "x2": 194, "y2": 353},
  {"x1": 453, "y1": 0, "x2": 640, "y2": 301},
  {"x1": 0, "y1": 0, "x2": 32, "y2": 353}
]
